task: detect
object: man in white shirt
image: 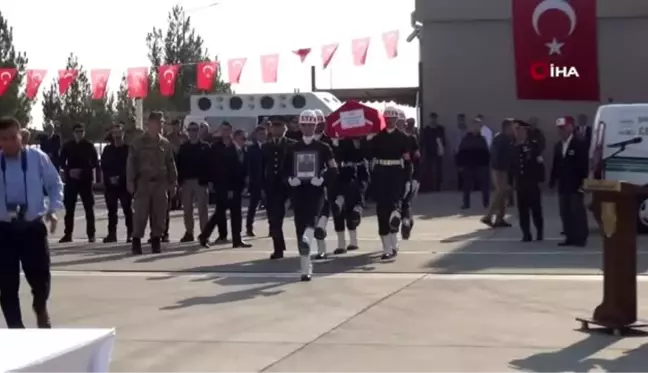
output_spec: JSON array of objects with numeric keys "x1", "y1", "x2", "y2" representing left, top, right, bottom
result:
[{"x1": 477, "y1": 115, "x2": 493, "y2": 147}]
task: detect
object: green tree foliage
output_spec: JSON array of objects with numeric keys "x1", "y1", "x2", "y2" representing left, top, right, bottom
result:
[
  {"x1": 114, "y1": 75, "x2": 135, "y2": 128},
  {"x1": 0, "y1": 11, "x2": 33, "y2": 126},
  {"x1": 144, "y1": 5, "x2": 230, "y2": 113}
]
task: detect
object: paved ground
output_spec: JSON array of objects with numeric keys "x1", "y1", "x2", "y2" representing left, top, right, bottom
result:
[{"x1": 9, "y1": 193, "x2": 648, "y2": 371}]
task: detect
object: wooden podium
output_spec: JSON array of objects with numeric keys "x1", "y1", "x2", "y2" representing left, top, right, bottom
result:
[{"x1": 577, "y1": 179, "x2": 648, "y2": 336}]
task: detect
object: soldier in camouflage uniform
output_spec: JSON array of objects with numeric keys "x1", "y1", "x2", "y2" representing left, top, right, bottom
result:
[{"x1": 127, "y1": 111, "x2": 178, "y2": 255}]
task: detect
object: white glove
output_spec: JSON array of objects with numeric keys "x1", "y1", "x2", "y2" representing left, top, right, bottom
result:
[
  {"x1": 366, "y1": 133, "x2": 376, "y2": 140},
  {"x1": 288, "y1": 177, "x2": 301, "y2": 187},
  {"x1": 332, "y1": 138, "x2": 339, "y2": 147},
  {"x1": 310, "y1": 177, "x2": 324, "y2": 187},
  {"x1": 403, "y1": 181, "x2": 411, "y2": 198},
  {"x1": 335, "y1": 195, "x2": 345, "y2": 210},
  {"x1": 411, "y1": 180, "x2": 420, "y2": 195}
]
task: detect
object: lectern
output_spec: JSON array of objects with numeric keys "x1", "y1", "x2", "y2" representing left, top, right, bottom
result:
[{"x1": 577, "y1": 179, "x2": 648, "y2": 336}]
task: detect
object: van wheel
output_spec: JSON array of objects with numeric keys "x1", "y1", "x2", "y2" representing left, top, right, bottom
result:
[{"x1": 637, "y1": 196, "x2": 648, "y2": 234}]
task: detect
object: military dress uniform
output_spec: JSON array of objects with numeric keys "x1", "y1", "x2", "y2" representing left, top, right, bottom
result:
[
  {"x1": 127, "y1": 132, "x2": 178, "y2": 254},
  {"x1": 263, "y1": 134, "x2": 296, "y2": 259},
  {"x1": 313, "y1": 131, "x2": 334, "y2": 259},
  {"x1": 400, "y1": 124, "x2": 421, "y2": 240},
  {"x1": 513, "y1": 136, "x2": 545, "y2": 241}
]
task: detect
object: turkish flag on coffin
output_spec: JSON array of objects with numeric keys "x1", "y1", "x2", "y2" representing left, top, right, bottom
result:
[
  {"x1": 512, "y1": 0, "x2": 599, "y2": 101},
  {"x1": 325, "y1": 100, "x2": 385, "y2": 138}
]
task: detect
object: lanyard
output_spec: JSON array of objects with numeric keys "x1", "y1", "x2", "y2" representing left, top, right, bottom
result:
[{"x1": 1, "y1": 151, "x2": 29, "y2": 209}]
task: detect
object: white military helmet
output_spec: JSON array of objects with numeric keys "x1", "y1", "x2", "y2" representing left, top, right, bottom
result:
[
  {"x1": 397, "y1": 108, "x2": 406, "y2": 120},
  {"x1": 299, "y1": 109, "x2": 318, "y2": 125},
  {"x1": 383, "y1": 105, "x2": 400, "y2": 119},
  {"x1": 312, "y1": 109, "x2": 326, "y2": 123}
]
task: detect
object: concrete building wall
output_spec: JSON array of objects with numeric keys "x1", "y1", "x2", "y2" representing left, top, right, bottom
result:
[{"x1": 415, "y1": 0, "x2": 648, "y2": 152}]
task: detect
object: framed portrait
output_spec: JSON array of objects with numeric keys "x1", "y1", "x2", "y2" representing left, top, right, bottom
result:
[{"x1": 294, "y1": 150, "x2": 319, "y2": 180}]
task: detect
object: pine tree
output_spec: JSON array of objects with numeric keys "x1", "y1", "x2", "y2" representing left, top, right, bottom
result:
[
  {"x1": 41, "y1": 81, "x2": 63, "y2": 126},
  {"x1": 0, "y1": 11, "x2": 33, "y2": 126},
  {"x1": 114, "y1": 75, "x2": 135, "y2": 129},
  {"x1": 144, "y1": 5, "x2": 230, "y2": 114}
]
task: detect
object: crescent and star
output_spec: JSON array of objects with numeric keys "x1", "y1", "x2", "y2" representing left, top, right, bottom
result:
[
  {"x1": 531, "y1": 0, "x2": 577, "y2": 56},
  {"x1": 163, "y1": 69, "x2": 175, "y2": 82},
  {"x1": 0, "y1": 71, "x2": 12, "y2": 82},
  {"x1": 202, "y1": 64, "x2": 215, "y2": 76}
]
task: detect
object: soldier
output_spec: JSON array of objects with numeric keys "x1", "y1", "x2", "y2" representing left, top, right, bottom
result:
[
  {"x1": 58, "y1": 123, "x2": 98, "y2": 243},
  {"x1": 512, "y1": 119, "x2": 545, "y2": 241},
  {"x1": 101, "y1": 123, "x2": 133, "y2": 243},
  {"x1": 285, "y1": 110, "x2": 337, "y2": 281},
  {"x1": 312, "y1": 108, "x2": 333, "y2": 259},
  {"x1": 366, "y1": 106, "x2": 413, "y2": 259},
  {"x1": 127, "y1": 111, "x2": 178, "y2": 255},
  {"x1": 158, "y1": 119, "x2": 186, "y2": 241},
  {"x1": 263, "y1": 121, "x2": 296, "y2": 259},
  {"x1": 397, "y1": 111, "x2": 421, "y2": 240}
]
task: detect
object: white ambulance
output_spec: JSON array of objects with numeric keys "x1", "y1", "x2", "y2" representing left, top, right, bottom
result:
[
  {"x1": 188, "y1": 92, "x2": 343, "y2": 134},
  {"x1": 590, "y1": 104, "x2": 648, "y2": 232}
]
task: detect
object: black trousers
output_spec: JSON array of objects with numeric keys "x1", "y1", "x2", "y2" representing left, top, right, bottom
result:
[
  {"x1": 105, "y1": 185, "x2": 133, "y2": 236},
  {"x1": 293, "y1": 188, "x2": 325, "y2": 242},
  {"x1": 516, "y1": 183, "x2": 543, "y2": 236},
  {"x1": 265, "y1": 187, "x2": 288, "y2": 254},
  {"x1": 246, "y1": 184, "x2": 262, "y2": 230},
  {"x1": 333, "y1": 183, "x2": 363, "y2": 232},
  {"x1": 63, "y1": 181, "x2": 95, "y2": 237},
  {"x1": 559, "y1": 192, "x2": 588, "y2": 244},
  {"x1": 426, "y1": 156, "x2": 443, "y2": 191},
  {"x1": 373, "y1": 167, "x2": 405, "y2": 236},
  {"x1": 0, "y1": 220, "x2": 51, "y2": 328},
  {"x1": 203, "y1": 190, "x2": 243, "y2": 243},
  {"x1": 462, "y1": 167, "x2": 490, "y2": 207}
]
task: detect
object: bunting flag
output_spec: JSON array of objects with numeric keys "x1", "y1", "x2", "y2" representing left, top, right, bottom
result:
[
  {"x1": 25, "y1": 69, "x2": 47, "y2": 99},
  {"x1": 158, "y1": 65, "x2": 179, "y2": 96},
  {"x1": 382, "y1": 30, "x2": 400, "y2": 59},
  {"x1": 58, "y1": 69, "x2": 78, "y2": 95},
  {"x1": 0, "y1": 68, "x2": 17, "y2": 96},
  {"x1": 293, "y1": 48, "x2": 311, "y2": 63},
  {"x1": 351, "y1": 37, "x2": 370, "y2": 66},
  {"x1": 260, "y1": 54, "x2": 279, "y2": 83},
  {"x1": 196, "y1": 61, "x2": 218, "y2": 91},
  {"x1": 90, "y1": 69, "x2": 111, "y2": 100},
  {"x1": 127, "y1": 67, "x2": 148, "y2": 98},
  {"x1": 227, "y1": 58, "x2": 247, "y2": 84},
  {"x1": 321, "y1": 43, "x2": 339, "y2": 69}
]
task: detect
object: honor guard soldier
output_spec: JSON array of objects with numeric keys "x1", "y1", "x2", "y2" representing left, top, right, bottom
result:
[
  {"x1": 101, "y1": 123, "x2": 133, "y2": 243},
  {"x1": 312, "y1": 108, "x2": 334, "y2": 259},
  {"x1": 127, "y1": 111, "x2": 178, "y2": 255},
  {"x1": 285, "y1": 110, "x2": 338, "y2": 281},
  {"x1": 512, "y1": 119, "x2": 545, "y2": 241},
  {"x1": 397, "y1": 110, "x2": 421, "y2": 240},
  {"x1": 263, "y1": 121, "x2": 296, "y2": 259},
  {"x1": 58, "y1": 123, "x2": 98, "y2": 243},
  {"x1": 330, "y1": 135, "x2": 369, "y2": 254},
  {"x1": 0, "y1": 116, "x2": 63, "y2": 328},
  {"x1": 366, "y1": 106, "x2": 413, "y2": 259}
]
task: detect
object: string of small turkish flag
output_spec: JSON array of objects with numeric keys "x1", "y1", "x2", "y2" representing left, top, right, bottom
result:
[{"x1": 0, "y1": 30, "x2": 400, "y2": 100}]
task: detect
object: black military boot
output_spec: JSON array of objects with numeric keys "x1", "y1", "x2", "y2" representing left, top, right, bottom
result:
[
  {"x1": 333, "y1": 247, "x2": 347, "y2": 255},
  {"x1": 131, "y1": 238, "x2": 143, "y2": 255},
  {"x1": 58, "y1": 234, "x2": 72, "y2": 243},
  {"x1": 269, "y1": 251, "x2": 284, "y2": 260},
  {"x1": 35, "y1": 308, "x2": 51, "y2": 329},
  {"x1": 346, "y1": 244, "x2": 359, "y2": 251},
  {"x1": 151, "y1": 237, "x2": 162, "y2": 254},
  {"x1": 161, "y1": 233, "x2": 170, "y2": 243},
  {"x1": 103, "y1": 233, "x2": 117, "y2": 243},
  {"x1": 198, "y1": 234, "x2": 210, "y2": 248},
  {"x1": 180, "y1": 232, "x2": 194, "y2": 243}
]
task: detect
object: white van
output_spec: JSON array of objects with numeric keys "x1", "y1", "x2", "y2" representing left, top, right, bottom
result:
[{"x1": 590, "y1": 104, "x2": 648, "y2": 232}]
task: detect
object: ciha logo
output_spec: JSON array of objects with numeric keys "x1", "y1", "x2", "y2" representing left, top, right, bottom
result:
[{"x1": 530, "y1": 62, "x2": 580, "y2": 81}]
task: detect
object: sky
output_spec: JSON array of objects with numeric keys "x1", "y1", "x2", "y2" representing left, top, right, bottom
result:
[{"x1": 2, "y1": 0, "x2": 418, "y2": 128}]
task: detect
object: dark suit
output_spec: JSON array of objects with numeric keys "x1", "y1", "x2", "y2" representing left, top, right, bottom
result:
[
  {"x1": 245, "y1": 142, "x2": 264, "y2": 231},
  {"x1": 513, "y1": 139, "x2": 545, "y2": 239},
  {"x1": 550, "y1": 136, "x2": 589, "y2": 245},
  {"x1": 263, "y1": 137, "x2": 295, "y2": 257}
]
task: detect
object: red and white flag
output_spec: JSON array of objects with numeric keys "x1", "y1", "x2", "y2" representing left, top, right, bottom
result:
[
  {"x1": 351, "y1": 37, "x2": 371, "y2": 66},
  {"x1": 293, "y1": 48, "x2": 311, "y2": 63},
  {"x1": 127, "y1": 67, "x2": 148, "y2": 98},
  {"x1": 321, "y1": 43, "x2": 339, "y2": 69},
  {"x1": 260, "y1": 54, "x2": 279, "y2": 83},
  {"x1": 227, "y1": 58, "x2": 247, "y2": 84},
  {"x1": 381, "y1": 30, "x2": 400, "y2": 59},
  {"x1": 196, "y1": 61, "x2": 218, "y2": 91},
  {"x1": 0, "y1": 68, "x2": 17, "y2": 97},
  {"x1": 58, "y1": 69, "x2": 78, "y2": 95},
  {"x1": 90, "y1": 69, "x2": 111, "y2": 100},
  {"x1": 158, "y1": 65, "x2": 179, "y2": 96},
  {"x1": 512, "y1": 0, "x2": 599, "y2": 101},
  {"x1": 25, "y1": 69, "x2": 47, "y2": 99}
]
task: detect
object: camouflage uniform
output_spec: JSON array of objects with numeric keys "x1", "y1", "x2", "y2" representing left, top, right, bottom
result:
[{"x1": 127, "y1": 133, "x2": 178, "y2": 251}]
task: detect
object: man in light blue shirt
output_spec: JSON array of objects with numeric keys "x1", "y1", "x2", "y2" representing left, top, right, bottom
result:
[{"x1": 0, "y1": 116, "x2": 63, "y2": 329}]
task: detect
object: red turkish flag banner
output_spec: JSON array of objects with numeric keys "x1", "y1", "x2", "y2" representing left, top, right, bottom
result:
[
  {"x1": 293, "y1": 48, "x2": 311, "y2": 63},
  {"x1": 227, "y1": 58, "x2": 247, "y2": 84},
  {"x1": 158, "y1": 65, "x2": 179, "y2": 96},
  {"x1": 25, "y1": 69, "x2": 47, "y2": 99},
  {"x1": 351, "y1": 37, "x2": 371, "y2": 66},
  {"x1": 321, "y1": 43, "x2": 339, "y2": 69},
  {"x1": 196, "y1": 61, "x2": 218, "y2": 91},
  {"x1": 381, "y1": 30, "x2": 400, "y2": 59},
  {"x1": 0, "y1": 68, "x2": 17, "y2": 96},
  {"x1": 58, "y1": 69, "x2": 78, "y2": 95},
  {"x1": 127, "y1": 67, "x2": 149, "y2": 98},
  {"x1": 512, "y1": 0, "x2": 599, "y2": 101},
  {"x1": 260, "y1": 54, "x2": 279, "y2": 83},
  {"x1": 90, "y1": 69, "x2": 111, "y2": 100}
]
